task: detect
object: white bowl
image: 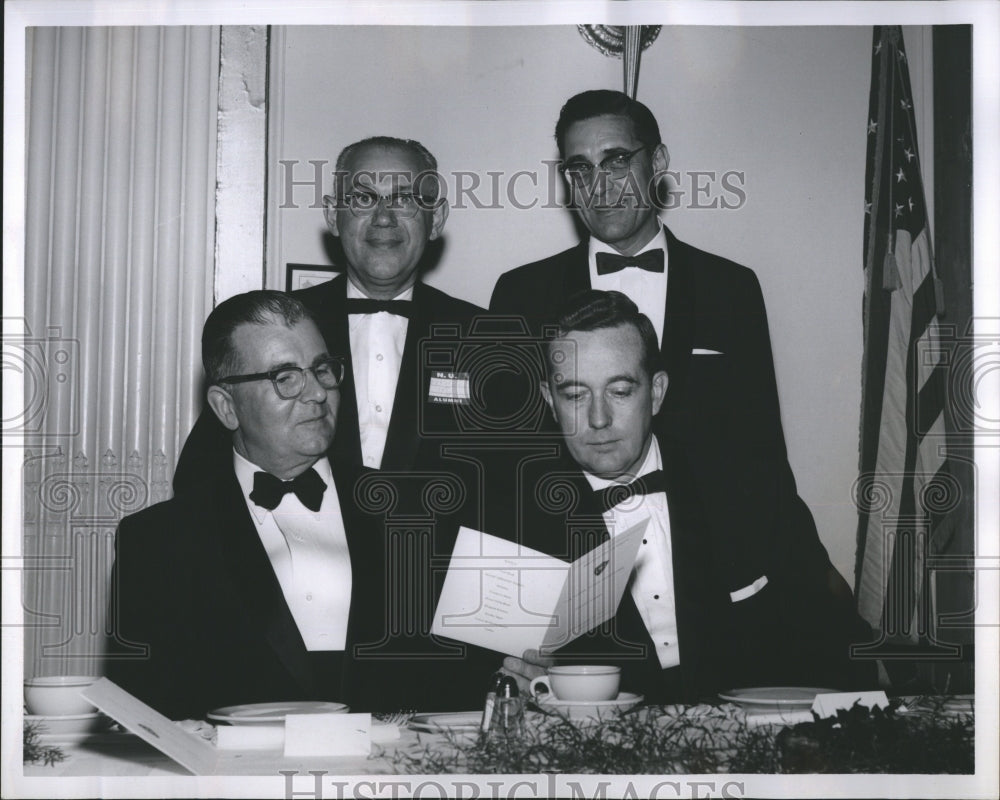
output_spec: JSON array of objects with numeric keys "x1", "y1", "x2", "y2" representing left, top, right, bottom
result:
[{"x1": 24, "y1": 675, "x2": 99, "y2": 716}]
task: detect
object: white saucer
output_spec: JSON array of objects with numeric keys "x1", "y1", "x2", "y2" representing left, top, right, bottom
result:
[
  {"x1": 533, "y1": 692, "x2": 643, "y2": 719},
  {"x1": 24, "y1": 712, "x2": 106, "y2": 739},
  {"x1": 207, "y1": 701, "x2": 348, "y2": 725},
  {"x1": 718, "y1": 687, "x2": 839, "y2": 712}
]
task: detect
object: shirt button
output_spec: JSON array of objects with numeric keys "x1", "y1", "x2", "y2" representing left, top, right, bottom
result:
[
  {"x1": 376, "y1": 353, "x2": 384, "y2": 361},
  {"x1": 654, "y1": 594, "x2": 660, "y2": 600},
  {"x1": 306, "y1": 593, "x2": 313, "y2": 601},
  {"x1": 642, "y1": 539, "x2": 648, "y2": 545},
  {"x1": 375, "y1": 404, "x2": 383, "y2": 412}
]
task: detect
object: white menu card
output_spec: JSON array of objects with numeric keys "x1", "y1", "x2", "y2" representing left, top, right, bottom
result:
[{"x1": 430, "y1": 520, "x2": 647, "y2": 657}]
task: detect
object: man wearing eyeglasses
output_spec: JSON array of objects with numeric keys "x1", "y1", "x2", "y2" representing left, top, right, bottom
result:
[
  {"x1": 176, "y1": 136, "x2": 483, "y2": 484},
  {"x1": 171, "y1": 138, "x2": 494, "y2": 712},
  {"x1": 490, "y1": 89, "x2": 786, "y2": 460},
  {"x1": 108, "y1": 291, "x2": 379, "y2": 719},
  {"x1": 311, "y1": 136, "x2": 483, "y2": 476}
]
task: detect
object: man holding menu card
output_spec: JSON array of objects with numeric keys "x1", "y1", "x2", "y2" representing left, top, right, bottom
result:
[{"x1": 490, "y1": 290, "x2": 875, "y2": 703}]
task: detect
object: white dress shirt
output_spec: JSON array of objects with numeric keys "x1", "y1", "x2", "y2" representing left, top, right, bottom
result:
[
  {"x1": 347, "y1": 280, "x2": 411, "y2": 469},
  {"x1": 589, "y1": 224, "x2": 669, "y2": 345},
  {"x1": 234, "y1": 451, "x2": 352, "y2": 651},
  {"x1": 582, "y1": 436, "x2": 680, "y2": 669}
]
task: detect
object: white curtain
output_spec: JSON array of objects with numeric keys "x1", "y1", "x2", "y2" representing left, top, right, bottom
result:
[{"x1": 22, "y1": 26, "x2": 219, "y2": 679}]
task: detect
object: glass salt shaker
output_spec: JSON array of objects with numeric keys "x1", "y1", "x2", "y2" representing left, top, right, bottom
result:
[
  {"x1": 480, "y1": 670, "x2": 505, "y2": 733},
  {"x1": 487, "y1": 675, "x2": 524, "y2": 743}
]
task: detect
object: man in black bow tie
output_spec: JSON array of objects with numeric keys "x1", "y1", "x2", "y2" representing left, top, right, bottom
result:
[
  {"x1": 176, "y1": 136, "x2": 484, "y2": 483},
  {"x1": 500, "y1": 291, "x2": 875, "y2": 702},
  {"x1": 170, "y1": 139, "x2": 494, "y2": 711},
  {"x1": 490, "y1": 89, "x2": 786, "y2": 459},
  {"x1": 108, "y1": 291, "x2": 383, "y2": 718}
]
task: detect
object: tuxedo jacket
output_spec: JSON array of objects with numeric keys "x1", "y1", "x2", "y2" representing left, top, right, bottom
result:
[
  {"x1": 167, "y1": 276, "x2": 496, "y2": 711},
  {"x1": 479, "y1": 437, "x2": 876, "y2": 703},
  {"x1": 106, "y1": 460, "x2": 380, "y2": 719},
  {"x1": 107, "y1": 457, "x2": 494, "y2": 718},
  {"x1": 489, "y1": 229, "x2": 787, "y2": 458}
]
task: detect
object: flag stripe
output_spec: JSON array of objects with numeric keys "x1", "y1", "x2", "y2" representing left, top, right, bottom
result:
[
  {"x1": 855, "y1": 26, "x2": 950, "y2": 645},
  {"x1": 916, "y1": 359, "x2": 947, "y2": 437}
]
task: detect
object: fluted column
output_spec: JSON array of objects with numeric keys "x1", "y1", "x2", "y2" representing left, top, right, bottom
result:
[{"x1": 21, "y1": 26, "x2": 220, "y2": 678}]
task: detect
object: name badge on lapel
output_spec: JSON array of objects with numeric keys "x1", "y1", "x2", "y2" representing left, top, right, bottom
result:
[{"x1": 428, "y1": 371, "x2": 471, "y2": 405}]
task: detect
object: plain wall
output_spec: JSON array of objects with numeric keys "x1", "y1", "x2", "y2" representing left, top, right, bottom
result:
[{"x1": 270, "y1": 25, "x2": 932, "y2": 586}]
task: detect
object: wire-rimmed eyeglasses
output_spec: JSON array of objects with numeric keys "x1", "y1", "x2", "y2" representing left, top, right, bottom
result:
[
  {"x1": 558, "y1": 145, "x2": 650, "y2": 185},
  {"x1": 217, "y1": 356, "x2": 345, "y2": 400},
  {"x1": 342, "y1": 190, "x2": 437, "y2": 218}
]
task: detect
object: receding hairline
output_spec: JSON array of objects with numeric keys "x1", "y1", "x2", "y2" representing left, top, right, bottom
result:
[
  {"x1": 335, "y1": 137, "x2": 437, "y2": 176},
  {"x1": 225, "y1": 313, "x2": 320, "y2": 377}
]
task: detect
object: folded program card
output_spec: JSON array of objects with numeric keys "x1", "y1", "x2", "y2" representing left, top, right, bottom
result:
[{"x1": 431, "y1": 520, "x2": 648, "y2": 657}]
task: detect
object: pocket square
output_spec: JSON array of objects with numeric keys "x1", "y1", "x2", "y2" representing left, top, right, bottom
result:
[
  {"x1": 730, "y1": 575, "x2": 768, "y2": 603},
  {"x1": 691, "y1": 348, "x2": 724, "y2": 355}
]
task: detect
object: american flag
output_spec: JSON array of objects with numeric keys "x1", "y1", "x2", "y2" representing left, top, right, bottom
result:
[{"x1": 854, "y1": 26, "x2": 950, "y2": 652}]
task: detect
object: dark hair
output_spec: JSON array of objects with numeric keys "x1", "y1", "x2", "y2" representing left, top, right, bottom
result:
[
  {"x1": 334, "y1": 136, "x2": 441, "y2": 198},
  {"x1": 555, "y1": 90, "x2": 662, "y2": 158},
  {"x1": 547, "y1": 289, "x2": 662, "y2": 378},
  {"x1": 202, "y1": 290, "x2": 314, "y2": 385}
]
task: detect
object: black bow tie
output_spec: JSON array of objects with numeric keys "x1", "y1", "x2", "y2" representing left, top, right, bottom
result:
[
  {"x1": 345, "y1": 298, "x2": 412, "y2": 318},
  {"x1": 593, "y1": 469, "x2": 668, "y2": 513},
  {"x1": 595, "y1": 249, "x2": 665, "y2": 276},
  {"x1": 250, "y1": 468, "x2": 326, "y2": 512}
]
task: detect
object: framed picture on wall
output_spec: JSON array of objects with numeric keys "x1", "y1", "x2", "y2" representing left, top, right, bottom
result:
[{"x1": 286, "y1": 263, "x2": 340, "y2": 292}]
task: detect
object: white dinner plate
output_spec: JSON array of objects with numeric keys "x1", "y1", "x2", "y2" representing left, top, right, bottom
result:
[
  {"x1": 533, "y1": 692, "x2": 644, "y2": 720},
  {"x1": 207, "y1": 701, "x2": 348, "y2": 725},
  {"x1": 408, "y1": 711, "x2": 483, "y2": 733},
  {"x1": 718, "y1": 687, "x2": 839, "y2": 711}
]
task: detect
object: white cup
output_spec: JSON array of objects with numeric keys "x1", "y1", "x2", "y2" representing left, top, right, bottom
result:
[
  {"x1": 529, "y1": 665, "x2": 621, "y2": 702},
  {"x1": 24, "y1": 675, "x2": 99, "y2": 717}
]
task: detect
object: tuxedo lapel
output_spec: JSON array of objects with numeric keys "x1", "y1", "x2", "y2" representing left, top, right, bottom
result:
[
  {"x1": 661, "y1": 228, "x2": 696, "y2": 384},
  {"x1": 563, "y1": 241, "x2": 592, "y2": 304},
  {"x1": 206, "y1": 470, "x2": 316, "y2": 696},
  {"x1": 379, "y1": 282, "x2": 428, "y2": 471},
  {"x1": 305, "y1": 277, "x2": 364, "y2": 474},
  {"x1": 658, "y1": 437, "x2": 725, "y2": 698}
]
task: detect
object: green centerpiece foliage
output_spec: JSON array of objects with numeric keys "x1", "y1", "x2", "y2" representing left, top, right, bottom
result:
[
  {"x1": 390, "y1": 700, "x2": 973, "y2": 775},
  {"x1": 23, "y1": 721, "x2": 67, "y2": 767}
]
